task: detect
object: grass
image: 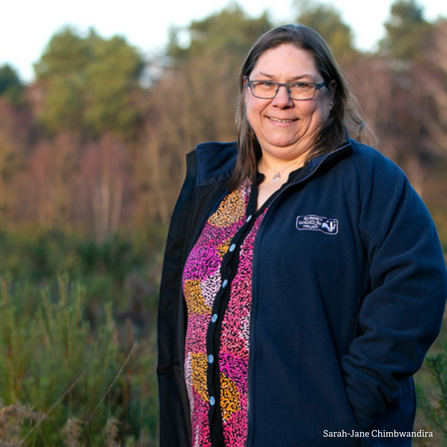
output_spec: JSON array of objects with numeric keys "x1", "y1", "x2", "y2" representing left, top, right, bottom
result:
[{"x1": 0, "y1": 276, "x2": 158, "y2": 446}]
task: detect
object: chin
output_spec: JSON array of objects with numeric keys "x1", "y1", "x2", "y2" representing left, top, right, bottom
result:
[{"x1": 267, "y1": 140, "x2": 301, "y2": 151}]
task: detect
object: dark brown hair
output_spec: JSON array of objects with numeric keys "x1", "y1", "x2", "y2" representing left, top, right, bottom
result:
[{"x1": 228, "y1": 24, "x2": 368, "y2": 190}]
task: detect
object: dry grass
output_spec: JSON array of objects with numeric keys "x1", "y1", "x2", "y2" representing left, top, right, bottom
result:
[
  {"x1": 63, "y1": 418, "x2": 83, "y2": 447},
  {"x1": 0, "y1": 400, "x2": 41, "y2": 447},
  {"x1": 104, "y1": 419, "x2": 120, "y2": 447}
]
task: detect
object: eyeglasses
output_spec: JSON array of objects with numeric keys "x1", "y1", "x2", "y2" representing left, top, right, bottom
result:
[{"x1": 245, "y1": 78, "x2": 327, "y2": 101}]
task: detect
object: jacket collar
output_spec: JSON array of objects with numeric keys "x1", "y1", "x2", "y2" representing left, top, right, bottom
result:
[
  {"x1": 194, "y1": 139, "x2": 354, "y2": 187},
  {"x1": 195, "y1": 141, "x2": 238, "y2": 186},
  {"x1": 302, "y1": 140, "x2": 353, "y2": 178}
]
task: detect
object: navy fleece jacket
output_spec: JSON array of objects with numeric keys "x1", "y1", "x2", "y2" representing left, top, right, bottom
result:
[{"x1": 157, "y1": 139, "x2": 447, "y2": 446}]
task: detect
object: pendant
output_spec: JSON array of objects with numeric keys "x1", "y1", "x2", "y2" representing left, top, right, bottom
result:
[{"x1": 272, "y1": 172, "x2": 281, "y2": 183}]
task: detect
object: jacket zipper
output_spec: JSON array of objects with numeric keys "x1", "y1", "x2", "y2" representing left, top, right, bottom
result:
[{"x1": 246, "y1": 142, "x2": 352, "y2": 446}]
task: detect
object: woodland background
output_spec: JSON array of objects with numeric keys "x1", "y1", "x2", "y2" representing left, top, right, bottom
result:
[{"x1": 1, "y1": 0, "x2": 447, "y2": 445}]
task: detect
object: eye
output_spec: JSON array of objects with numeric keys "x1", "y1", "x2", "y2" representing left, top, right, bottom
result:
[
  {"x1": 290, "y1": 82, "x2": 312, "y2": 89},
  {"x1": 257, "y1": 80, "x2": 275, "y2": 87}
]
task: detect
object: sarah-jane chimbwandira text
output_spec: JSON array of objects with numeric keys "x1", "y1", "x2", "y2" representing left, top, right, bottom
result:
[{"x1": 323, "y1": 429, "x2": 433, "y2": 439}]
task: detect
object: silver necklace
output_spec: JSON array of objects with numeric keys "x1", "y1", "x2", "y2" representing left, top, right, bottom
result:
[{"x1": 262, "y1": 158, "x2": 302, "y2": 183}]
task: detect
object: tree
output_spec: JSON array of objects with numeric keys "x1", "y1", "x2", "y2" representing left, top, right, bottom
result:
[
  {"x1": 294, "y1": 1, "x2": 358, "y2": 66},
  {"x1": 347, "y1": 54, "x2": 438, "y2": 197},
  {"x1": 0, "y1": 64, "x2": 25, "y2": 105},
  {"x1": 34, "y1": 27, "x2": 144, "y2": 139},
  {"x1": 424, "y1": 20, "x2": 447, "y2": 154},
  {"x1": 22, "y1": 133, "x2": 81, "y2": 226},
  {"x1": 167, "y1": 3, "x2": 271, "y2": 63},
  {"x1": 380, "y1": 0, "x2": 432, "y2": 61},
  {"x1": 136, "y1": 5, "x2": 273, "y2": 224},
  {"x1": 33, "y1": 28, "x2": 91, "y2": 134},
  {"x1": 0, "y1": 100, "x2": 23, "y2": 224},
  {"x1": 84, "y1": 36, "x2": 144, "y2": 137},
  {"x1": 345, "y1": 1, "x2": 446, "y2": 197},
  {"x1": 78, "y1": 135, "x2": 130, "y2": 243}
]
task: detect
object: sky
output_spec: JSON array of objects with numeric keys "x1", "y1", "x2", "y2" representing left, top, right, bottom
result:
[{"x1": 1, "y1": 0, "x2": 447, "y2": 83}]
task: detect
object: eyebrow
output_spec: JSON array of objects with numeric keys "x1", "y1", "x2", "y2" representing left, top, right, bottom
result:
[{"x1": 255, "y1": 72, "x2": 317, "y2": 81}]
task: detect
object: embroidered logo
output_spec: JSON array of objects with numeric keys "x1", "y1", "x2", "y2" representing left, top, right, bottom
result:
[{"x1": 296, "y1": 215, "x2": 339, "y2": 235}]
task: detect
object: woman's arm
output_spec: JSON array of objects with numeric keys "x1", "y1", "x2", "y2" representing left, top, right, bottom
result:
[{"x1": 341, "y1": 154, "x2": 447, "y2": 431}]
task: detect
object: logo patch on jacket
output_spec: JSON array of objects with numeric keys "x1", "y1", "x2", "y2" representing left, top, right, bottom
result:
[{"x1": 296, "y1": 215, "x2": 339, "y2": 235}]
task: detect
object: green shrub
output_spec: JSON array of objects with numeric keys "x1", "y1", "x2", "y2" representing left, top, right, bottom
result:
[
  {"x1": 0, "y1": 276, "x2": 158, "y2": 446},
  {"x1": 417, "y1": 342, "x2": 447, "y2": 442}
]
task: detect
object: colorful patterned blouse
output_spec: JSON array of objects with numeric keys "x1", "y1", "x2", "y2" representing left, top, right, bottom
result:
[{"x1": 182, "y1": 179, "x2": 267, "y2": 447}]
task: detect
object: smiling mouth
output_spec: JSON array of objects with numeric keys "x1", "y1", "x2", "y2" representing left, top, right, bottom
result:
[{"x1": 268, "y1": 117, "x2": 298, "y2": 123}]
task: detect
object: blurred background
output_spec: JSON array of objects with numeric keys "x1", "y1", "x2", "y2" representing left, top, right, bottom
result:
[{"x1": 0, "y1": 0, "x2": 447, "y2": 445}]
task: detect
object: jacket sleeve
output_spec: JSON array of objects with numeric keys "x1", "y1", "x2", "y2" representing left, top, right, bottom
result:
[
  {"x1": 341, "y1": 153, "x2": 447, "y2": 431},
  {"x1": 157, "y1": 150, "x2": 198, "y2": 447}
]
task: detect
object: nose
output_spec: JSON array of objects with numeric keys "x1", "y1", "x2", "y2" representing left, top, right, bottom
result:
[{"x1": 272, "y1": 85, "x2": 293, "y2": 107}]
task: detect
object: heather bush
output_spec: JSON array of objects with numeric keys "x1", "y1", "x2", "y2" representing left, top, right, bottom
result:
[{"x1": 0, "y1": 276, "x2": 158, "y2": 446}]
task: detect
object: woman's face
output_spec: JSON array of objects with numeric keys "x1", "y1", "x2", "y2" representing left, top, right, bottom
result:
[{"x1": 245, "y1": 44, "x2": 335, "y2": 165}]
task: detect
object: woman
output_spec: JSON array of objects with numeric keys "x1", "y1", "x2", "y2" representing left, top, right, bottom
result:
[{"x1": 157, "y1": 25, "x2": 447, "y2": 446}]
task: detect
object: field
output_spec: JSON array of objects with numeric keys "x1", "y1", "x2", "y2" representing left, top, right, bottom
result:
[{"x1": 0, "y1": 176, "x2": 446, "y2": 446}]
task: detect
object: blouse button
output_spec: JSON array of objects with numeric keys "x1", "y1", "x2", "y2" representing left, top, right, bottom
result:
[
  {"x1": 229, "y1": 243, "x2": 236, "y2": 252},
  {"x1": 210, "y1": 396, "x2": 216, "y2": 406},
  {"x1": 246, "y1": 215, "x2": 252, "y2": 222},
  {"x1": 208, "y1": 354, "x2": 214, "y2": 364},
  {"x1": 222, "y1": 279, "x2": 228, "y2": 288},
  {"x1": 211, "y1": 314, "x2": 218, "y2": 323}
]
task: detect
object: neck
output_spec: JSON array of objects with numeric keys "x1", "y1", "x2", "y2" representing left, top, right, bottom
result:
[{"x1": 258, "y1": 155, "x2": 305, "y2": 184}]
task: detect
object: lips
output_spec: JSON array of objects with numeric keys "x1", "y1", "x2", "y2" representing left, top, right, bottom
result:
[{"x1": 268, "y1": 117, "x2": 298, "y2": 123}]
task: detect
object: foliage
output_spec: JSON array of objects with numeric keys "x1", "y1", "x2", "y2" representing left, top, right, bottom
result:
[
  {"x1": 347, "y1": 54, "x2": 436, "y2": 196},
  {"x1": 0, "y1": 225, "x2": 165, "y2": 442},
  {"x1": 139, "y1": 5, "x2": 274, "y2": 224},
  {"x1": 0, "y1": 227, "x2": 166, "y2": 320},
  {"x1": 167, "y1": 3, "x2": 271, "y2": 62},
  {"x1": 294, "y1": 1, "x2": 359, "y2": 65},
  {"x1": 417, "y1": 344, "x2": 447, "y2": 440},
  {"x1": 0, "y1": 4, "x2": 446, "y2": 445},
  {"x1": 34, "y1": 27, "x2": 144, "y2": 138},
  {"x1": 0, "y1": 64, "x2": 25, "y2": 105},
  {"x1": 0, "y1": 99, "x2": 26, "y2": 225},
  {"x1": 423, "y1": 20, "x2": 447, "y2": 154},
  {"x1": 381, "y1": 0, "x2": 432, "y2": 61},
  {"x1": 0, "y1": 3, "x2": 445, "y2": 229},
  {"x1": 0, "y1": 276, "x2": 158, "y2": 446}
]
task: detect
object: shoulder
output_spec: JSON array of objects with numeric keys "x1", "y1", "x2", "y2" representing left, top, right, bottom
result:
[
  {"x1": 339, "y1": 140, "x2": 429, "y2": 227},
  {"x1": 345, "y1": 140, "x2": 435, "y2": 241},
  {"x1": 315, "y1": 139, "x2": 410, "y2": 195},
  {"x1": 346, "y1": 139, "x2": 410, "y2": 190},
  {"x1": 348, "y1": 139, "x2": 404, "y2": 175},
  {"x1": 190, "y1": 141, "x2": 238, "y2": 186}
]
